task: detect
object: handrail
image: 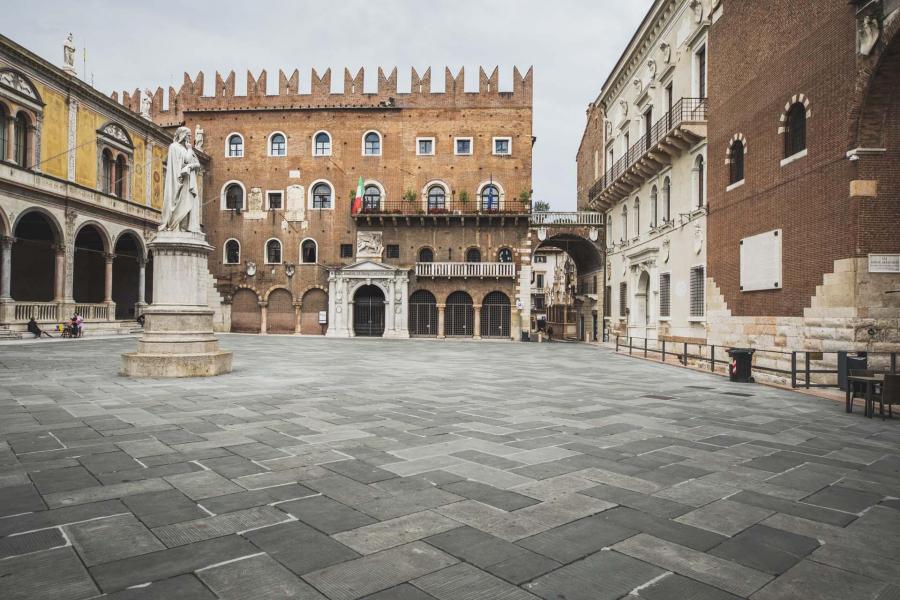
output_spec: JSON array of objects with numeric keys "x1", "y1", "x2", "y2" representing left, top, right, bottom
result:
[
  {"x1": 589, "y1": 97, "x2": 708, "y2": 201},
  {"x1": 530, "y1": 211, "x2": 605, "y2": 226},
  {"x1": 353, "y1": 201, "x2": 528, "y2": 216},
  {"x1": 415, "y1": 262, "x2": 516, "y2": 278}
]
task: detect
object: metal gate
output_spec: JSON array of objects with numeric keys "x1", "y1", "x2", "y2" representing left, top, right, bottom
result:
[
  {"x1": 445, "y1": 291, "x2": 473, "y2": 337},
  {"x1": 231, "y1": 289, "x2": 261, "y2": 333},
  {"x1": 353, "y1": 284, "x2": 385, "y2": 337},
  {"x1": 481, "y1": 291, "x2": 510, "y2": 338},
  {"x1": 409, "y1": 290, "x2": 438, "y2": 336},
  {"x1": 300, "y1": 288, "x2": 327, "y2": 335},
  {"x1": 267, "y1": 289, "x2": 294, "y2": 334}
]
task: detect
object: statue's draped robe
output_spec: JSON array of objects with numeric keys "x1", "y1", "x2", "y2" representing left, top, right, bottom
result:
[{"x1": 160, "y1": 141, "x2": 200, "y2": 232}]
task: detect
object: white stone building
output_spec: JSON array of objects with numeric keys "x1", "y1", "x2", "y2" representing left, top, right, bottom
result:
[{"x1": 588, "y1": 0, "x2": 711, "y2": 343}]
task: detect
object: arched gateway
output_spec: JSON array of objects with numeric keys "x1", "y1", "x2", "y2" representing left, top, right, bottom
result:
[{"x1": 353, "y1": 284, "x2": 385, "y2": 337}]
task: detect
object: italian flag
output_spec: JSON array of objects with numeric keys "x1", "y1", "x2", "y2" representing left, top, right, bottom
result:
[{"x1": 352, "y1": 176, "x2": 364, "y2": 215}]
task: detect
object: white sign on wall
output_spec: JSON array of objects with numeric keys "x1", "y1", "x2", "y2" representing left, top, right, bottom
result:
[
  {"x1": 740, "y1": 229, "x2": 782, "y2": 292},
  {"x1": 869, "y1": 254, "x2": 900, "y2": 273}
]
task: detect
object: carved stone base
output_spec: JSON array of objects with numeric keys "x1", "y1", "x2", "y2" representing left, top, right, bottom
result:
[{"x1": 121, "y1": 231, "x2": 233, "y2": 378}]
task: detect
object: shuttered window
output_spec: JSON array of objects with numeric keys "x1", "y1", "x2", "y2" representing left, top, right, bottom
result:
[
  {"x1": 619, "y1": 283, "x2": 627, "y2": 317},
  {"x1": 659, "y1": 273, "x2": 671, "y2": 318}
]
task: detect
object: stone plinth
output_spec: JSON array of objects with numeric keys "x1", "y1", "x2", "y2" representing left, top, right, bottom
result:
[{"x1": 122, "y1": 230, "x2": 232, "y2": 377}]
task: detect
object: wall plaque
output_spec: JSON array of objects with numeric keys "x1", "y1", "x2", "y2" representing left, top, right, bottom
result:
[
  {"x1": 869, "y1": 254, "x2": 900, "y2": 273},
  {"x1": 740, "y1": 229, "x2": 782, "y2": 292}
]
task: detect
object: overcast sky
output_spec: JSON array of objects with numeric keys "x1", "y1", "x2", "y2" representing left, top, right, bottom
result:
[{"x1": 18, "y1": 0, "x2": 649, "y2": 211}]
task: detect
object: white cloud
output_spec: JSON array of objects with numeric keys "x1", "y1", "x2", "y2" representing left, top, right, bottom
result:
[{"x1": 19, "y1": 0, "x2": 650, "y2": 210}]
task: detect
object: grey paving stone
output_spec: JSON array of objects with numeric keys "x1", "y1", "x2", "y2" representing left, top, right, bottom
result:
[
  {"x1": 90, "y1": 534, "x2": 258, "y2": 592},
  {"x1": 199, "y1": 483, "x2": 316, "y2": 514},
  {"x1": 356, "y1": 486, "x2": 464, "y2": 520},
  {"x1": 67, "y1": 513, "x2": 165, "y2": 566},
  {"x1": 412, "y1": 562, "x2": 541, "y2": 599},
  {"x1": 118, "y1": 439, "x2": 176, "y2": 458},
  {"x1": 485, "y1": 550, "x2": 561, "y2": 585},
  {"x1": 165, "y1": 470, "x2": 243, "y2": 500},
  {"x1": 0, "y1": 483, "x2": 45, "y2": 516},
  {"x1": 751, "y1": 559, "x2": 886, "y2": 600},
  {"x1": 764, "y1": 463, "x2": 847, "y2": 493},
  {"x1": 729, "y1": 490, "x2": 856, "y2": 526},
  {"x1": 78, "y1": 450, "x2": 144, "y2": 474},
  {"x1": 524, "y1": 548, "x2": 665, "y2": 600},
  {"x1": 244, "y1": 520, "x2": 360, "y2": 575},
  {"x1": 101, "y1": 574, "x2": 216, "y2": 599},
  {"x1": 0, "y1": 547, "x2": 98, "y2": 600},
  {"x1": 43, "y1": 478, "x2": 172, "y2": 508},
  {"x1": 441, "y1": 480, "x2": 541, "y2": 511},
  {"x1": 709, "y1": 524, "x2": 820, "y2": 575},
  {"x1": 278, "y1": 494, "x2": 377, "y2": 534},
  {"x1": 426, "y1": 525, "x2": 534, "y2": 567},
  {"x1": 197, "y1": 455, "x2": 267, "y2": 478},
  {"x1": 516, "y1": 514, "x2": 637, "y2": 563},
  {"x1": 637, "y1": 573, "x2": 742, "y2": 600},
  {"x1": 581, "y1": 483, "x2": 692, "y2": 518},
  {"x1": 333, "y1": 510, "x2": 460, "y2": 554},
  {"x1": 303, "y1": 541, "x2": 458, "y2": 600},
  {"x1": 198, "y1": 553, "x2": 326, "y2": 599},
  {"x1": 652, "y1": 479, "x2": 740, "y2": 507},
  {"x1": 675, "y1": 499, "x2": 774, "y2": 536},
  {"x1": 29, "y1": 465, "x2": 100, "y2": 494},
  {"x1": 361, "y1": 583, "x2": 438, "y2": 600},
  {"x1": 801, "y1": 484, "x2": 883, "y2": 514},
  {"x1": 152, "y1": 505, "x2": 290, "y2": 546},
  {"x1": 0, "y1": 498, "x2": 127, "y2": 537},
  {"x1": 0, "y1": 527, "x2": 66, "y2": 558},
  {"x1": 613, "y1": 534, "x2": 772, "y2": 597},
  {"x1": 122, "y1": 489, "x2": 208, "y2": 528},
  {"x1": 596, "y1": 506, "x2": 727, "y2": 552},
  {"x1": 325, "y1": 459, "x2": 398, "y2": 483}
]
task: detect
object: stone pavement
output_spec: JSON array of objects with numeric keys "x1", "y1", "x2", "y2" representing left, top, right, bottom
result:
[{"x1": 1, "y1": 335, "x2": 899, "y2": 600}]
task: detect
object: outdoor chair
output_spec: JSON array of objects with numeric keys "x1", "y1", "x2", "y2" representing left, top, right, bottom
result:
[{"x1": 873, "y1": 374, "x2": 899, "y2": 420}]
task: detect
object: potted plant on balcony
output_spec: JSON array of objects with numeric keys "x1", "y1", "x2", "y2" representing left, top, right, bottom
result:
[
  {"x1": 458, "y1": 190, "x2": 470, "y2": 214},
  {"x1": 518, "y1": 190, "x2": 533, "y2": 213}
]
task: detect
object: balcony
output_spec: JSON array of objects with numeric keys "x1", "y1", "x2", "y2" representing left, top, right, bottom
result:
[
  {"x1": 589, "y1": 98, "x2": 708, "y2": 210},
  {"x1": 415, "y1": 262, "x2": 516, "y2": 278},
  {"x1": 530, "y1": 211, "x2": 605, "y2": 226},
  {"x1": 353, "y1": 201, "x2": 529, "y2": 225}
]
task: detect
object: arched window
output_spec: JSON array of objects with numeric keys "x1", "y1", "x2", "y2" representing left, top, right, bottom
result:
[
  {"x1": 224, "y1": 239, "x2": 240, "y2": 264},
  {"x1": 480, "y1": 184, "x2": 500, "y2": 212},
  {"x1": 301, "y1": 239, "x2": 317, "y2": 264},
  {"x1": 363, "y1": 131, "x2": 381, "y2": 156},
  {"x1": 694, "y1": 155, "x2": 705, "y2": 208},
  {"x1": 363, "y1": 185, "x2": 381, "y2": 211},
  {"x1": 102, "y1": 149, "x2": 114, "y2": 194},
  {"x1": 633, "y1": 198, "x2": 640, "y2": 237},
  {"x1": 312, "y1": 182, "x2": 332, "y2": 209},
  {"x1": 265, "y1": 239, "x2": 282, "y2": 264},
  {"x1": 14, "y1": 112, "x2": 29, "y2": 167},
  {"x1": 269, "y1": 133, "x2": 286, "y2": 157},
  {"x1": 115, "y1": 154, "x2": 127, "y2": 198},
  {"x1": 418, "y1": 247, "x2": 434, "y2": 263},
  {"x1": 784, "y1": 102, "x2": 806, "y2": 158},
  {"x1": 650, "y1": 186, "x2": 658, "y2": 228},
  {"x1": 427, "y1": 185, "x2": 446, "y2": 212},
  {"x1": 621, "y1": 205, "x2": 628, "y2": 240},
  {"x1": 0, "y1": 104, "x2": 7, "y2": 161},
  {"x1": 465, "y1": 248, "x2": 481, "y2": 263},
  {"x1": 314, "y1": 131, "x2": 331, "y2": 156},
  {"x1": 227, "y1": 134, "x2": 243, "y2": 157},
  {"x1": 497, "y1": 248, "x2": 513, "y2": 263},
  {"x1": 225, "y1": 183, "x2": 244, "y2": 210},
  {"x1": 729, "y1": 139, "x2": 745, "y2": 185},
  {"x1": 662, "y1": 177, "x2": 671, "y2": 222}
]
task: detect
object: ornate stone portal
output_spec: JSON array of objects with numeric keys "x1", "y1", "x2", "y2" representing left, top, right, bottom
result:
[
  {"x1": 325, "y1": 261, "x2": 410, "y2": 339},
  {"x1": 122, "y1": 127, "x2": 232, "y2": 377}
]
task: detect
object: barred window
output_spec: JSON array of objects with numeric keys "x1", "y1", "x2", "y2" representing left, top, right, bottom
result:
[
  {"x1": 690, "y1": 266, "x2": 705, "y2": 318},
  {"x1": 340, "y1": 243, "x2": 353, "y2": 258},
  {"x1": 619, "y1": 282, "x2": 627, "y2": 317},
  {"x1": 386, "y1": 244, "x2": 400, "y2": 259},
  {"x1": 659, "y1": 273, "x2": 671, "y2": 318}
]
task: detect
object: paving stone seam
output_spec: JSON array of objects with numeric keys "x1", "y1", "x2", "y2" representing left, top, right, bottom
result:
[{"x1": 194, "y1": 551, "x2": 267, "y2": 572}]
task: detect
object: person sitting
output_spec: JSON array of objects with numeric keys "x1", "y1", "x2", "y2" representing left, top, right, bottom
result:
[{"x1": 27, "y1": 317, "x2": 52, "y2": 339}]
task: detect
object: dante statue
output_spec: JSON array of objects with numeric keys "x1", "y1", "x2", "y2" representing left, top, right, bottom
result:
[
  {"x1": 159, "y1": 126, "x2": 202, "y2": 232},
  {"x1": 63, "y1": 34, "x2": 76, "y2": 72}
]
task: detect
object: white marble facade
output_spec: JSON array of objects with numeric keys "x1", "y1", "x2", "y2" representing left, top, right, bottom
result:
[{"x1": 325, "y1": 260, "x2": 410, "y2": 339}]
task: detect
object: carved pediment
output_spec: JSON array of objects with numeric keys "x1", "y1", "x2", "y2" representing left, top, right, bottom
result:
[
  {"x1": 0, "y1": 69, "x2": 41, "y2": 104},
  {"x1": 98, "y1": 122, "x2": 133, "y2": 148},
  {"x1": 341, "y1": 260, "x2": 404, "y2": 273}
]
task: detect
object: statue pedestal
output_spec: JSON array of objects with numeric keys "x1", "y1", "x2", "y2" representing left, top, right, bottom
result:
[{"x1": 122, "y1": 231, "x2": 232, "y2": 377}]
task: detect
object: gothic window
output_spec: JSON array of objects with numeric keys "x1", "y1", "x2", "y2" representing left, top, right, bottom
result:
[
  {"x1": 301, "y1": 239, "x2": 317, "y2": 264},
  {"x1": 427, "y1": 185, "x2": 446, "y2": 212},
  {"x1": 480, "y1": 184, "x2": 500, "y2": 211},
  {"x1": 363, "y1": 131, "x2": 381, "y2": 156},
  {"x1": 224, "y1": 239, "x2": 240, "y2": 264},
  {"x1": 227, "y1": 133, "x2": 243, "y2": 157},
  {"x1": 314, "y1": 131, "x2": 331, "y2": 156},
  {"x1": 465, "y1": 248, "x2": 481, "y2": 263},
  {"x1": 312, "y1": 183, "x2": 332, "y2": 209},
  {"x1": 269, "y1": 133, "x2": 286, "y2": 156},
  {"x1": 497, "y1": 248, "x2": 513, "y2": 263},
  {"x1": 418, "y1": 247, "x2": 434, "y2": 263},
  {"x1": 784, "y1": 102, "x2": 806, "y2": 158},
  {"x1": 265, "y1": 239, "x2": 282, "y2": 264},
  {"x1": 225, "y1": 183, "x2": 244, "y2": 210},
  {"x1": 729, "y1": 139, "x2": 745, "y2": 184}
]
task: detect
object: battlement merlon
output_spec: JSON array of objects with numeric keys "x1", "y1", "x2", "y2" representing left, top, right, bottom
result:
[{"x1": 110, "y1": 66, "x2": 533, "y2": 123}]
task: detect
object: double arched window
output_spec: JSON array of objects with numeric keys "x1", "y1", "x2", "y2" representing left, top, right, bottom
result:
[
  {"x1": 729, "y1": 139, "x2": 745, "y2": 185},
  {"x1": 363, "y1": 131, "x2": 381, "y2": 156},
  {"x1": 480, "y1": 184, "x2": 500, "y2": 211},
  {"x1": 301, "y1": 239, "x2": 317, "y2": 264},
  {"x1": 269, "y1": 132, "x2": 286, "y2": 157},
  {"x1": 226, "y1": 133, "x2": 243, "y2": 157},
  {"x1": 427, "y1": 185, "x2": 446, "y2": 212},
  {"x1": 265, "y1": 239, "x2": 282, "y2": 264},
  {"x1": 313, "y1": 131, "x2": 331, "y2": 156},
  {"x1": 224, "y1": 239, "x2": 240, "y2": 264},
  {"x1": 784, "y1": 102, "x2": 806, "y2": 158}
]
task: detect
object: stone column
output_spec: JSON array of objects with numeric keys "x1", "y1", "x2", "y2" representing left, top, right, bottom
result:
[
  {"x1": 136, "y1": 258, "x2": 147, "y2": 315},
  {"x1": 53, "y1": 245, "x2": 65, "y2": 302},
  {"x1": 473, "y1": 305, "x2": 482, "y2": 340},
  {"x1": 293, "y1": 301, "x2": 302, "y2": 333},
  {"x1": 385, "y1": 279, "x2": 396, "y2": 334},
  {"x1": 397, "y1": 275, "x2": 410, "y2": 338},
  {"x1": 104, "y1": 252, "x2": 116, "y2": 320},
  {"x1": 437, "y1": 303, "x2": 446, "y2": 339},
  {"x1": 5, "y1": 117, "x2": 14, "y2": 163},
  {"x1": 259, "y1": 301, "x2": 268, "y2": 334},
  {"x1": 0, "y1": 236, "x2": 11, "y2": 325},
  {"x1": 348, "y1": 301, "x2": 355, "y2": 337}
]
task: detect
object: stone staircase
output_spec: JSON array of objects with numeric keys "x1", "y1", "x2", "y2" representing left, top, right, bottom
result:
[{"x1": 205, "y1": 270, "x2": 231, "y2": 332}]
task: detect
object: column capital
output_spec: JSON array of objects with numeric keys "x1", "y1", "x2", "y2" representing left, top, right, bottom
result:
[
  {"x1": 258, "y1": 301, "x2": 268, "y2": 308},
  {"x1": 436, "y1": 303, "x2": 446, "y2": 309},
  {"x1": 0, "y1": 235, "x2": 14, "y2": 248},
  {"x1": 104, "y1": 252, "x2": 116, "y2": 262}
]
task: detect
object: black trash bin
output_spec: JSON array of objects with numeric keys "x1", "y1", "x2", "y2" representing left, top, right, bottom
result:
[
  {"x1": 727, "y1": 348, "x2": 755, "y2": 383},
  {"x1": 838, "y1": 351, "x2": 868, "y2": 391}
]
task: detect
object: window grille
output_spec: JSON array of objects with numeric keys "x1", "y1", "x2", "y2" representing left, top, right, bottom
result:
[
  {"x1": 481, "y1": 292, "x2": 511, "y2": 338},
  {"x1": 690, "y1": 266, "x2": 705, "y2": 318},
  {"x1": 340, "y1": 244, "x2": 353, "y2": 258},
  {"x1": 386, "y1": 244, "x2": 400, "y2": 259},
  {"x1": 409, "y1": 290, "x2": 438, "y2": 336},
  {"x1": 445, "y1": 291, "x2": 474, "y2": 336}
]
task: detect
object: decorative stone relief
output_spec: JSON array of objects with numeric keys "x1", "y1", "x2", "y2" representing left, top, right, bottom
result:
[
  {"x1": 662, "y1": 238, "x2": 671, "y2": 263},
  {"x1": 589, "y1": 227, "x2": 599, "y2": 241},
  {"x1": 101, "y1": 123, "x2": 130, "y2": 145},
  {"x1": 248, "y1": 187, "x2": 263, "y2": 211},
  {"x1": 619, "y1": 99, "x2": 629, "y2": 117},
  {"x1": 285, "y1": 184, "x2": 306, "y2": 222},
  {"x1": 607, "y1": 259, "x2": 612, "y2": 279},
  {"x1": 0, "y1": 70, "x2": 38, "y2": 100},
  {"x1": 537, "y1": 227, "x2": 547, "y2": 241},
  {"x1": 647, "y1": 60, "x2": 657, "y2": 81},
  {"x1": 693, "y1": 223, "x2": 703, "y2": 254},
  {"x1": 632, "y1": 78, "x2": 642, "y2": 93},
  {"x1": 356, "y1": 231, "x2": 383, "y2": 259},
  {"x1": 659, "y1": 42, "x2": 672, "y2": 63},
  {"x1": 245, "y1": 262, "x2": 257, "y2": 277},
  {"x1": 859, "y1": 15, "x2": 880, "y2": 56},
  {"x1": 690, "y1": 0, "x2": 704, "y2": 23},
  {"x1": 605, "y1": 121, "x2": 613, "y2": 138}
]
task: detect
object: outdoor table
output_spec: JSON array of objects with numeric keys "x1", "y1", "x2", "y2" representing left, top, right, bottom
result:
[{"x1": 846, "y1": 374, "x2": 884, "y2": 417}]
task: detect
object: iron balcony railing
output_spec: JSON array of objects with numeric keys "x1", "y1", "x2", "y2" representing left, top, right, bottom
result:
[
  {"x1": 416, "y1": 262, "x2": 516, "y2": 278},
  {"x1": 589, "y1": 97, "x2": 708, "y2": 201},
  {"x1": 353, "y1": 201, "x2": 530, "y2": 217},
  {"x1": 530, "y1": 211, "x2": 605, "y2": 226}
]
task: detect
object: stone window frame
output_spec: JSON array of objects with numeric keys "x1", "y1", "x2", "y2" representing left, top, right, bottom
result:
[
  {"x1": 454, "y1": 136, "x2": 473, "y2": 156},
  {"x1": 692, "y1": 152, "x2": 706, "y2": 209},
  {"x1": 96, "y1": 121, "x2": 134, "y2": 201},
  {"x1": 267, "y1": 131, "x2": 287, "y2": 157},
  {"x1": 632, "y1": 197, "x2": 640, "y2": 239},
  {"x1": 340, "y1": 243, "x2": 353, "y2": 259},
  {"x1": 308, "y1": 178, "x2": 335, "y2": 210},
  {"x1": 312, "y1": 130, "x2": 332, "y2": 157},
  {"x1": 416, "y1": 136, "x2": 435, "y2": 156},
  {"x1": 223, "y1": 238, "x2": 241, "y2": 265},
  {"x1": 264, "y1": 237, "x2": 283, "y2": 265},
  {"x1": 421, "y1": 180, "x2": 450, "y2": 212},
  {"x1": 266, "y1": 189, "x2": 284, "y2": 211},
  {"x1": 225, "y1": 132, "x2": 244, "y2": 158},
  {"x1": 492, "y1": 136, "x2": 512, "y2": 156},
  {"x1": 476, "y1": 180, "x2": 505, "y2": 212},
  {"x1": 220, "y1": 180, "x2": 246, "y2": 211},
  {"x1": 497, "y1": 247, "x2": 514, "y2": 263},
  {"x1": 725, "y1": 133, "x2": 747, "y2": 190},
  {"x1": 779, "y1": 94, "x2": 811, "y2": 165},
  {"x1": 361, "y1": 130, "x2": 382, "y2": 157},
  {"x1": 363, "y1": 179, "x2": 386, "y2": 210}
]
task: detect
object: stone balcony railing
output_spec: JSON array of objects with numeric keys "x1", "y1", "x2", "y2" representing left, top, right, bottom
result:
[
  {"x1": 530, "y1": 211, "x2": 605, "y2": 226},
  {"x1": 415, "y1": 262, "x2": 516, "y2": 278},
  {"x1": 8, "y1": 301, "x2": 111, "y2": 324}
]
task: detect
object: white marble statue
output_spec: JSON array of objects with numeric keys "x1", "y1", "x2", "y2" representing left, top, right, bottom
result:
[
  {"x1": 140, "y1": 89, "x2": 152, "y2": 119},
  {"x1": 159, "y1": 127, "x2": 202, "y2": 232},
  {"x1": 63, "y1": 34, "x2": 76, "y2": 73},
  {"x1": 194, "y1": 123, "x2": 205, "y2": 151}
]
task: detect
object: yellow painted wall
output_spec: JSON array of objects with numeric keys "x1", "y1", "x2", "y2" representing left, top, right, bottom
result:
[
  {"x1": 151, "y1": 144, "x2": 165, "y2": 209},
  {"x1": 34, "y1": 83, "x2": 67, "y2": 178},
  {"x1": 75, "y1": 105, "x2": 100, "y2": 188},
  {"x1": 132, "y1": 137, "x2": 145, "y2": 205}
]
